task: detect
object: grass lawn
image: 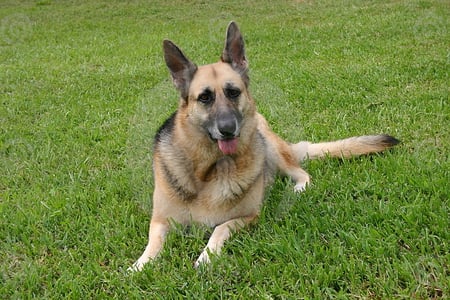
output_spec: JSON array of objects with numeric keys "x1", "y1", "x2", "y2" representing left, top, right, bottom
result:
[{"x1": 1, "y1": 0, "x2": 448, "y2": 298}]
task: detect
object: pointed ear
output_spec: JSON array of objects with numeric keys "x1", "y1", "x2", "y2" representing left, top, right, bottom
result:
[
  {"x1": 221, "y1": 21, "x2": 249, "y2": 85},
  {"x1": 163, "y1": 40, "x2": 197, "y2": 99}
]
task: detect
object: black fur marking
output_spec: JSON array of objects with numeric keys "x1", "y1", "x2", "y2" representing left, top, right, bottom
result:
[
  {"x1": 154, "y1": 112, "x2": 177, "y2": 145},
  {"x1": 160, "y1": 159, "x2": 197, "y2": 202},
  {"x1": 224, "y1": 82, "x2": 241, "y2": 100},
  {"x1": 380, "y1": 135, "x2": 401, "y2": 147},
  {"x1": 198, "y1": 88, "x2": 215, "y2": 104},
  {"x1": 154, "y1": 112, "x2": 197, "y2": 201}
]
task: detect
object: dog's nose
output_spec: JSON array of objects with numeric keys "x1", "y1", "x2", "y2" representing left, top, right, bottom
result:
[{"x1": 217, "y1": 116, "x2": 237, "y2": 138}]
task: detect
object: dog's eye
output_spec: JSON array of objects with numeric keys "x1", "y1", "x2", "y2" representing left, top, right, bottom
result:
[
  {"x1": 197, "y1": 91, "x2": 214, "y2": 104},
  {"x1": 225, "y1": 88, "x2": 241, "y2": 100}
]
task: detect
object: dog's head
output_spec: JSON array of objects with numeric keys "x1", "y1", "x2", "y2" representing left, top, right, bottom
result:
[{"x1": 163, "y1": 22, "x2": 254, "y2": 155}]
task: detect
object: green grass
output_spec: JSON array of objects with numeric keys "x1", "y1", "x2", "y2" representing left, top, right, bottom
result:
[{"x1": 1, "y1": 0, "x2": 448, "y2": 298}]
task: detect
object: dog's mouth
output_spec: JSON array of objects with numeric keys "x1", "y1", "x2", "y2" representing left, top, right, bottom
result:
[{"x1": 217, "y1": 138, "x2": 239, "y2": 155}]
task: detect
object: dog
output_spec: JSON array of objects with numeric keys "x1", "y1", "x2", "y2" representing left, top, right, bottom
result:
[{"x1": 129, "y1": 21, "x2": 399, "y2": 271}]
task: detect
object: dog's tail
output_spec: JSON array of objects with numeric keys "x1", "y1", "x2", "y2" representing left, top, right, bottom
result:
[{"x1": 291, "y1": 135, "x2": 400, "y2": 162}]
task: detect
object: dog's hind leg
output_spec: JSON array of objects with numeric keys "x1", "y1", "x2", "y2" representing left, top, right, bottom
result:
[
  {"x1": 129, "y1": 219, "x2": 170, "y2": 272},
  {"x1": 276, "y1": 147, "x2": 311, "y2": 193},
  {"x1": 257, "y1": 114, "x2": 310, "y2": 192}
]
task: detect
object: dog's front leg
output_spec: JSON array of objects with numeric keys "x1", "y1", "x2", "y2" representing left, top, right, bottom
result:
[
  {"x1": 129, "y1": 219, "x2": 169, "y2": 272},
  {"x1": 194, "y1": 215, "x2": 256, "y2": 268}
]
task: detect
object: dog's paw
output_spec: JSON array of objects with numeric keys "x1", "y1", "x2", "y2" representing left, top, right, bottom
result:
[
  {"x1": 294, "y1": 181, "x2": 309, "y2": 193},
  {"x1": 127, "y1": 258, "x2": 149, "y2": 273},
  {"x1": 194, "y1": 250, "x2": 211, "y2": 268}
]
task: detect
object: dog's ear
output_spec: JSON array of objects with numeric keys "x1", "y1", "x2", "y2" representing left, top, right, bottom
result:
[
  {"x1": 163, "y1": 40, "x2": 197, "y2": 99},
  {"x1": 221, "y1": 21, "x2": 249, "y2": 85}
]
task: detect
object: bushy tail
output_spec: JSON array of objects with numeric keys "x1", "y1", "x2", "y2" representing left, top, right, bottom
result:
[{"x1": 291, "y1": 135, "x2": 400, "y2": 162}]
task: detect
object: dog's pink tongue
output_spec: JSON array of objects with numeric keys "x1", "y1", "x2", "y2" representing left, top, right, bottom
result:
[{"x1": 218, "y1": 138, "x2": 238, "y2": 155}]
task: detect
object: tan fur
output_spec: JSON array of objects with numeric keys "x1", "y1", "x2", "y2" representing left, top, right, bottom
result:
[{"x1": 129, "y1": 22, "x2": 399, "y2": 271}]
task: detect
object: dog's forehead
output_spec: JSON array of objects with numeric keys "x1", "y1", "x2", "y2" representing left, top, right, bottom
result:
[{"x1": 190, "y1": 62, "x2": 244, "y2": 92}]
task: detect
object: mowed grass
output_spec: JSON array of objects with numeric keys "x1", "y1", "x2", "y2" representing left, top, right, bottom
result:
[{"x1": 1, "y1": 0, "x2": 448, "y2": 298}]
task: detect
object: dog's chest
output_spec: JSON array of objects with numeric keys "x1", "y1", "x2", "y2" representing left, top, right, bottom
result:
[
  {"x1": 192, "y1": 155, "x2": 263, "y2": 206},
  {"x1": 198, "y1": 156, "x2": 236, "y2": 181}
]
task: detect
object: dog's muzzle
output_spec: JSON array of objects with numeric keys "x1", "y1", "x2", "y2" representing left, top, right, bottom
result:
[
  {"x1": 209, "y1": 112, "x2": 241, "y2": 155},
  {"x1": 217, "y1": 114, "x2": 238, "y2": 138}
]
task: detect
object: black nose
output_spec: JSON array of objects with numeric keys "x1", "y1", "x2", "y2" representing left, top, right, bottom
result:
[{"x1": 217, "y1": 114, "x2": 237, "y2": 138}]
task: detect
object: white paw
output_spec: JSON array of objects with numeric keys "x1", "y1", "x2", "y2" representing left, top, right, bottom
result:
[
  {"x1": 127, "y1": 257, "x2": 149, "y2": 273},
  {"x1": 194, "y1": 250, "x2": 211, "y2": 268},
  {"x1": 294, "y1": 181, "x2": 308, "y2": 193}
]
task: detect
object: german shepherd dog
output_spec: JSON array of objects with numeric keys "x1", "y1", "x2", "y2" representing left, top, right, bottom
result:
[{"x1": 130, "y1": 22, "x2": 399, "y2": 271}]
